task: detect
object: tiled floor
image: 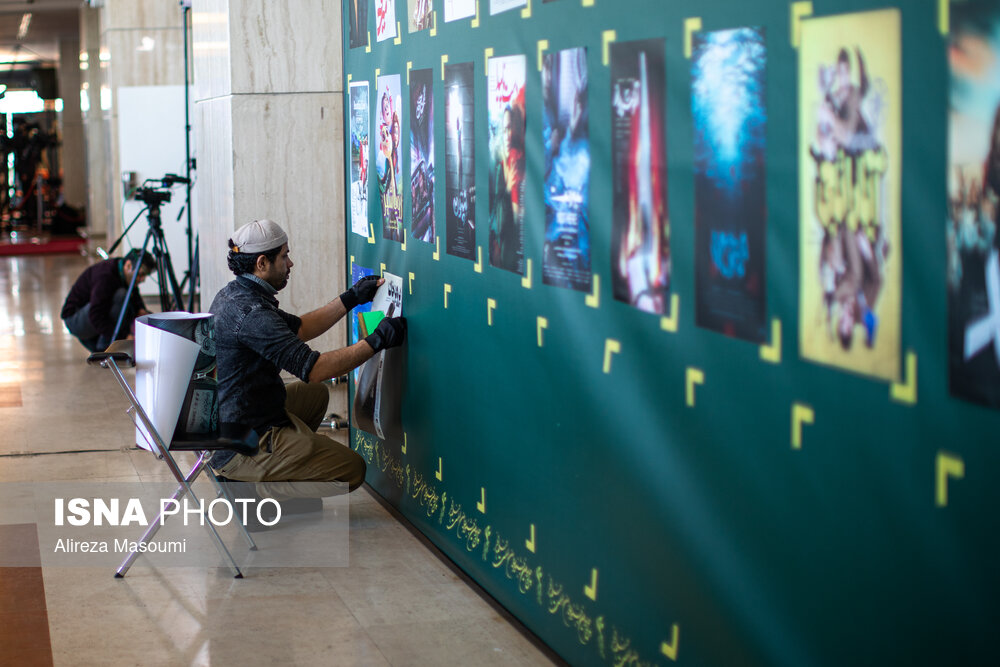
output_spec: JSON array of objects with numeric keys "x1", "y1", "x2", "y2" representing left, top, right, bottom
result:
[{"x1": 0, "y1": 252, "x2": 557, "y2": 667}]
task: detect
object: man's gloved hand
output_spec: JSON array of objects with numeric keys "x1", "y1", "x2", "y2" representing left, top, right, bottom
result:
[
  {"x1": 365, "y1": 317, "x2": 407, "y2": 352},
  {"x1": 340, "y1": 275, "x2": 382, "y2": 310}
]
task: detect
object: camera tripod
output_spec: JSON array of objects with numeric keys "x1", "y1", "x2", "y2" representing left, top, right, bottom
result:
[{"x1": 105, "y1": 178, "x2": 190, "y2": 342}]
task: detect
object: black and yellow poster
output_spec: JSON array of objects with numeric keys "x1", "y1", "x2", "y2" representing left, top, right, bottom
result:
[{"x1": 798, "y1": 9, "x2": 901, "y2": 381}]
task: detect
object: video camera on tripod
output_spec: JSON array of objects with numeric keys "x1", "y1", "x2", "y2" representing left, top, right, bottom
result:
[{"x1": 133, "y1": 174, "x2": 190, "y2": 207}]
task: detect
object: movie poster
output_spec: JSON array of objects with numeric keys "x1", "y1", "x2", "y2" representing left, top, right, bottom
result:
[
  {"x1": 349, "y1": 81, "x2": 371, "y2": 239},
  {"x1": 348, "y1": 0, "x2": 368, "y2": 49},
  {"x1": 488, "y1": 55, "x2": 526, "y2": 274},
  {"x1": 799, "y1": 10, "x2": 901, "y2": 381},
  {"x1": 610, "y1": 38, "x2": 670, "y2": 314},
  {"x1": 445, "y1": 61, "x2": 476, "y2": 260},
  {"x1": 376, "y1": 74, "x2": 404, "y2": 243},
  {"x1": 444, "y1": 0, "x2": 475, "y2": 22},
  {"x1": 692, "y1": 27, "x2": 768, "y2": 342},
  {"x1": 376, "y1": 0, "x2": 397, "y2": 42},
  {"x1": 410, "y1": 69, "x2": 435, "y2": 243},
  {"x1": 491, "y1": 0, "x2": 526, "y2": 15},
  {"x1": 350, "y1": 264, "x2": 375, "y2": 383},
  {"x1": 948, "y1": 2, "x2": 1000, "y2": 408},
  {"x1": 408, "y1": 0, "x2": 433, "y2": 32},
  {"x1": 542, "y1": 47, "x2": 591, "y2": 292}
]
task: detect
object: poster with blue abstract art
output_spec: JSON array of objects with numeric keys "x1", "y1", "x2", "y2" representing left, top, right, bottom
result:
[{"x1": 691, "y1": 27, "x2": 767, "y2": 342}]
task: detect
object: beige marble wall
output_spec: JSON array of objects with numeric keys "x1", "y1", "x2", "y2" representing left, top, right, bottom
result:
[
  {"x1": 192, "y1": 0, "x2": 347, "y2": 413},
  {"x1": 57, "y1": 38, "x2": 87, "y2": 210},
  {"x1": 192, "y1": 1, "x2": 346, "y2": 347},
  {"x1": 79, "y1": 6, "x2": 108, "y2": 237}
]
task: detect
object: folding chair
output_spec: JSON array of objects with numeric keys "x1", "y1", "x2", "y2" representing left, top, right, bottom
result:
[{"x1": 88, "y1": 339, "x2": 259, "y2": 578}]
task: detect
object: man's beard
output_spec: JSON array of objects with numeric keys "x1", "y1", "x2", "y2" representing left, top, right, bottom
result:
[{"x1": 270, "y1": 271, "x2": 289, "y2": 290}]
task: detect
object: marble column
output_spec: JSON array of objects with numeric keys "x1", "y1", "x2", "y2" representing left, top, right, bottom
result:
[
  {"x1": 96, "y1": 0, "x2": 188, "y2": 242},
  {"x1": 191, "y1": 2, "x2": 347, "y2": 378},
  {"x1": 57, "y1": 37, "x2": 86, "y2": 210},
  {"x1": 78, "y1": 5, "x2": 107, "y2": 237}
]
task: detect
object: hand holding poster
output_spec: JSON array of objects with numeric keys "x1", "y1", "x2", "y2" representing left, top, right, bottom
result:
[{"x1": 798, "y1": 9, "x2": 901, "y2": 381}]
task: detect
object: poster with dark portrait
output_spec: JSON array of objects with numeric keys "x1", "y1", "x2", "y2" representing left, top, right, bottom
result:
[
  {"x1": 542, "y1": 47, "x2": 591, "y2": 292},
  {"x1": 798, "y1": 10, "x2": 901, "y2": 381},
  {"x1": 349, "y1": 80, "x2": 371, "y2": 239},
  {"x1": 445, "y1": 61, "x2": 476, "y2": 260},
  {"x1": 948, "y1": 1, "x2": 1000, "y2": 408},
  {"x1": 610, "y1": 38, "x2": 670, "y2": 314},
  {"x1": 692, "y1": 27, "x2": 768, "y2": 342},
  {"x1": 410, "y1": 68, "x2": 435, "y2": 243},
  {"x1": 488, "y1": 54, "x2": 526, "y2": 275},
  {"x1": 376, "y1": 74, "x2": 404, "y2": 243},
  {"x1": 348, "y1": 0, "x2": 368, "y2": 49}
]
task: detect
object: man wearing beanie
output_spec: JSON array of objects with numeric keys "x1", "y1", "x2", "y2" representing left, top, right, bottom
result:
[{"x1": 209, "y1": 218, "x2": 406, "y2": 495}]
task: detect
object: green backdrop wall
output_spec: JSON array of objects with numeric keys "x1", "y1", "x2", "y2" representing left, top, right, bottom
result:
[{"x1": 343, "y1": 1, "x2": 999, "y2": 664}]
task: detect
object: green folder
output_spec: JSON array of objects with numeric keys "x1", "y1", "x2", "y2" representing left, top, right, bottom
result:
[{"x1": 358, "y1": 310, "x2": 385, "y2": 337}]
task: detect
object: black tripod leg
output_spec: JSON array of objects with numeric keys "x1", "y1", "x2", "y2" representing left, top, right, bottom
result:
[
  {"x1": 152, "y1": 230, "x2": 186, "y2": 312},
  {"x1": 110, "y1": 229, "x2": 155, "y2": 343},
  {"x1": 186, "y1": 236, "x2": 199, "y2": 313}
]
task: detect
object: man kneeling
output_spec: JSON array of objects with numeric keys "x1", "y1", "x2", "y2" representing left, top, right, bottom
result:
[{"x1": 209, "y1": 219, "x2": 406, "y2": 507}]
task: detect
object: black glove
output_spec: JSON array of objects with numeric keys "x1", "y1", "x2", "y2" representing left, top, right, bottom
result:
[
  {"x1": 340, "y1": 275, "x2": 381, "y2": 310},
  {"x1": 365, "y1": 317, "x2": 407, "y2": 352}
]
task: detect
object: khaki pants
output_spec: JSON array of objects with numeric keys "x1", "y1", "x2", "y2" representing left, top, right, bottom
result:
[{"x1": 216, "y1": 382, "x2": 366, "y2": 498}]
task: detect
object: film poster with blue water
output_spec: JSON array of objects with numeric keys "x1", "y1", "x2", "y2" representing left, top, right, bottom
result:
[
  {"x1": 798, "y1": 10, "x2": 901, "y2": 382},
  {"x1": 349, "y1": 80, "x2": 370, "y2": 239},
  {"x1": 948, "y1": 1, "x2": 1000, "y2": 409},
  {"x1": 692, "y1": 27, "x2": 767, "y2": 342},
  {"x1": 487, "y1": 54, "x2": 526, "y2": 275},
  {"x1": 376, "y1": 74, "x2": 404, "y2": 243},
  {"x1": 610, "y1": 38, "x2": 670, "y2": 315},
  {"x1": 542, "y1": 47, "x2": 591, "y2": 292},
  {"x1": 410, "y1": 68, "x2": 435, "y2": 243},
  {"x1": 445, "y1": 61, "x2": 476, "y2": 260}
]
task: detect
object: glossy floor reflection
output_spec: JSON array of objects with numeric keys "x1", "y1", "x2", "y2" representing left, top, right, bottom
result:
[{"x1": 0, "y1": 253, "x2": 557, "y2": 667}]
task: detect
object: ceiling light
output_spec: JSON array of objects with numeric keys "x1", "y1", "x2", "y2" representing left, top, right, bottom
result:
[{"x1": 17, "y1": 13, "x2": 32, "y2": 41}]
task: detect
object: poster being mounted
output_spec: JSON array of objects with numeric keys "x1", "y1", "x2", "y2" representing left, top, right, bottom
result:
[
  {"x1": 376, "y1": 74, "x2": 404, "y2": 243},
  {"x1": 542, "y1": 47, "x2": 591, "y2": 292},
  {"x1": 445, "y1": 61, "x2": 476, "y2": 260},
  {"x1": 798, "y1": 9, "x2": 901, "y2": 381},
  {"x1": 410, "y1": 68, "x2": 435, "y2": 243},
  {"x1": 350, "y1": 263, "x2": 375, "y2": 384},
  {"x1": 376, "y1": 0, "x2": 398, "y2": 42},
  {"x1": 491, "y1": 0, "x2": 526, "y2": 15},
  {"x1": 408, "y1": 0, "x2": 433, "y2": 32},
  {"x1": 948, "y1": 2, "x2": 1000, "y2": 409},
  {"x1": 348, "y1": 0, "x2": 368, "y2": 49},
  {"x1": 349, "y1": 81, "x2": 371, "y2": 239},
  {"x1": 692, "y1": 27, "x2": 768, "y2": 343},
  {"x1": 444, "y1": 0, "x2": 475, "y2": 22},
  {"x1": 488, "y1": 54, "x2": 526, "y2": 275},
  {"x1": 610, "y1": 38, "x2": 670, "y2": 315}
]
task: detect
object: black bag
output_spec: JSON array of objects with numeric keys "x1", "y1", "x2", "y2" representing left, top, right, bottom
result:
[{"x1": 352, "y1": 344, "x2": 405, "y2": 441}]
